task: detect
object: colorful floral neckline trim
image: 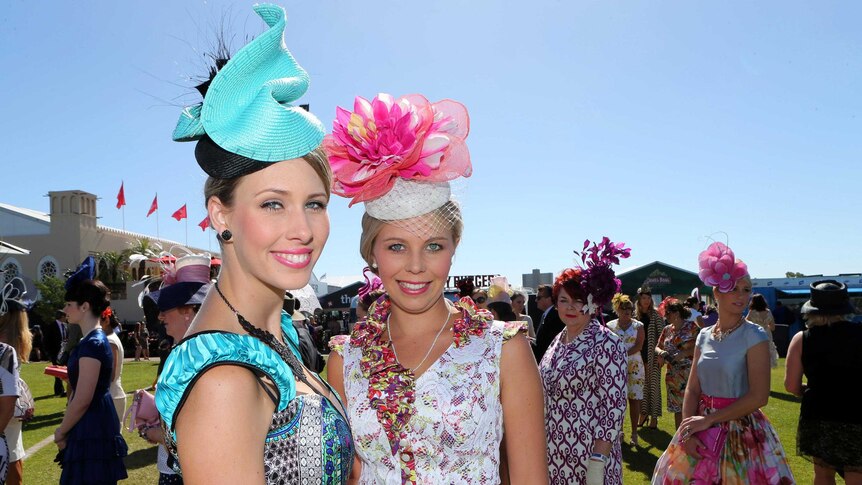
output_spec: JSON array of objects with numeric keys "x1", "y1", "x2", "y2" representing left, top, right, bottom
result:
[{"x1": 349, "y1": 294, "x2": 491, "y2": 484}]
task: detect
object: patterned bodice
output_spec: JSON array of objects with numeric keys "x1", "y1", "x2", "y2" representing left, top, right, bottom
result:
[
  {"x1": 157, "y1": 312, "x2": 353, "y2": 484},
  {"x1": 332, "y1": 299, "x2": 523, "y2": 485}
]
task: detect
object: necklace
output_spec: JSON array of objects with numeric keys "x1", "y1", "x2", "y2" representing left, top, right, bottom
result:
[
  {"x1": 712, "y1": 317, "x2": 745, "y2": 342},
  {"x1": 387, "y1": 305, "x2": 453, "y2": 372},
  {"x1": 213, "y1": 281, "x2": 310, "y2": 386}
]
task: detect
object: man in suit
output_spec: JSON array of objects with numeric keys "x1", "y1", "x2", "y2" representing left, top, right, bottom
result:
[
  {"x1": 533, "y1": 284, "x2": 564, "y2": 362},
  {"x1": 43, "y1": 309, "x2": 68, "y2": 396}
]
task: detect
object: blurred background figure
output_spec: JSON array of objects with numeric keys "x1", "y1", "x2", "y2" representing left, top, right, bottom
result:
[
  {"x1": 606, "y1": 294, "x2": 645, "y2": 446},
  {"x1": 655, "y1": 298, "x2": 696, "y2": 429},
  {"x1": 785, "y1": 280, "x2": 862, "y2": 485},
  {"x1": 487, "y1": 301, "x2": 518, "y2": 322},
  {"x1": 44, "y1": 310, "x2": 68, "y2": 396},
  {"x1": 511, "y1": 291, "x2": 536, "y2": 339},
  {"x1": 747, "y1": 294, "x2": 779, "y2": 368},
  {"x1": 635, "y1": 285, "x2": 663, "y2": 429},
  {"x1": 0, "y1": 277, "x2": 34, "y2": 485},
  {"x1": 99, "y1": 308, "x2": 125, "y2": 425}
]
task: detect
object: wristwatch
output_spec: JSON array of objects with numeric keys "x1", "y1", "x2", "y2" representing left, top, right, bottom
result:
[{"x1": 589, "y1": 452, "x2": 608, "y2": 463}]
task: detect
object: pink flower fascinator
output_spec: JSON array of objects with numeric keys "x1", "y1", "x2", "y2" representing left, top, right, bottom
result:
[
  {"x1": 323, "y1": 93, "x2": 471, "y2": 221},
  {"x1": 697, "y1": 242, "x2": 748, "y2": 293}
]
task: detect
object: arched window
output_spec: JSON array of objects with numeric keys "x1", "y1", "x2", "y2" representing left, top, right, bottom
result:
[
  {"x1": 38, "y1": 256, "x2": 60, "y2": 281},
  {"x1": 1, "y1": 258, "x2": 23, "y2": 284}
]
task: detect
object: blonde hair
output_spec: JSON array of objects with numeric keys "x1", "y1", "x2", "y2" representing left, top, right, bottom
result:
[
  {"x1": 0, "y1": 310, "x2": 32, "y2": 364},
  {"x1": 359, "y1": 201, "x2": 464, "y2": 270},
  {"x1": 805, "y1": 314, "x2": 850, "y2": 328},
  {"x1": 611, "y1": 293, "x2": 633, "y2": 313}
]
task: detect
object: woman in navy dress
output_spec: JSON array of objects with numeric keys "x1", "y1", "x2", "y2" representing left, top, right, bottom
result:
[{"x1": 54, "y1": 268, "x2": 127, "y2": 484}]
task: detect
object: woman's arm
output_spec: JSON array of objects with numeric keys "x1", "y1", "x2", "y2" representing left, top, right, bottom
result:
[
  {"x1": 55, "y1": 357, "x2": 101, "y2": 442},
  {"x1": 175, "y1": 365, "x2": 274, "y2": 484},
  {"x1": 326, "y1": 351, "x2": 347, "y2": 405},
  {"x1": 109, "y1": 342, "x2": 120, "y2": 383},
  {"x1": 500, "y1": 333, "x2": 549, "y2": 485},
  {"x1": 629, "y1": 325, "x2": 644, "y2": 356},
  {"x1": 681, "y1": 341, "x2": 770, "y2": 434},
  {"x1": 766, "y1": 311, "x2": 776, "y2": 332},
  {"x1": 681, "y1": 346, "x2": 702, "y2": 421},
  {"x1": 784, "y1": 332, "x2": 804, "y2": 397},
  {"x1": 0, "y1": 396, "x2": 15, "y2": 432}
]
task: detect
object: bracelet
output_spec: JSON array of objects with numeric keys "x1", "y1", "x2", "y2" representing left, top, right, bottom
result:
[{"x1": 589, "y1": 452, "x2": 608, "y2": 463}]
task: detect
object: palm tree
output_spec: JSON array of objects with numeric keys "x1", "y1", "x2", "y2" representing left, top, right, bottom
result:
[
  {"x1": 96, "y1": 251, "x2": 131, "y2": 284},
  {"x1": 127, "y1": 238, "x2": 162, "y2": 280}
]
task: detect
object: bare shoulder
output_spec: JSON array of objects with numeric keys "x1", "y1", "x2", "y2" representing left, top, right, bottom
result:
[{"x1": 176, "y1": 364, "x2": 274, "y2": 481}]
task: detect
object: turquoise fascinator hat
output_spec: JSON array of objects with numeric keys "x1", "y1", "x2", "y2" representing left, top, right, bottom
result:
[{"x1": 172, "y1": 4, "x2": 325, "y2": 179}]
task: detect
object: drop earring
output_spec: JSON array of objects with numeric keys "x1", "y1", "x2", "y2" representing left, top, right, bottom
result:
[
  {"x1": 371, "y1": 262, "x2": 378, "y2": 269},
  {"x1": 219, "y1": 229, "x2": 233, "y2": 241}
]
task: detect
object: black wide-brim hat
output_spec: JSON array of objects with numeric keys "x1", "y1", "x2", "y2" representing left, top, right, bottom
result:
[
  {"x1": 800, "y1": 280, "x2": 855, "y2": 315},
  {"x1": 150, "y1": 282, "x2": 211, "y2": 313}
]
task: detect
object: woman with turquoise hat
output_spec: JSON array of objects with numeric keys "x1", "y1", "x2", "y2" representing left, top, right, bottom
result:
[{"x1": 155, "y1": 5, "x2": 353, "y2": 483}]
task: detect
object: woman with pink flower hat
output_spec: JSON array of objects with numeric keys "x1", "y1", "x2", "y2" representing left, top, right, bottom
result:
[
  {"x1": 651, "y1": 242, "x2": 794, "y2": 484},
  {"x1": 326, "y1": 93, "x2": 549, "y2": 484}
]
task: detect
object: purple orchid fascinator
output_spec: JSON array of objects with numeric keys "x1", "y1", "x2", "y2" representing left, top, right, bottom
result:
[
  {"x1": 358, "y1": 267, "x2": 384, "y2": 307},
  {"x1": 573, "y1": 237, "x2": 632, "y2": 315},
  {"x1": 698, "y1": 242, "x2": 748, "y2": 293}
]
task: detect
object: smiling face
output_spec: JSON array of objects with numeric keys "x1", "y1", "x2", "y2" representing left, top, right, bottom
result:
[
  {"x1": 211, "y1": 159, "x2": 330, "y2": 292},
  {"x1": 714, "y1": 276, "x2": 753, "y2": 317},
  {"x1": 556, "y1": 288, "x2": 591, "y2": 327},
  {"x1": 371, "y1": 217, "x2": 456, "y2": 316}
]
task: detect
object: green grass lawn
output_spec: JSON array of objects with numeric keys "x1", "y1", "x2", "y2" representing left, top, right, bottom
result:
[{"x1": 21, "y1": 358, "x2": 818, "y2": 483}]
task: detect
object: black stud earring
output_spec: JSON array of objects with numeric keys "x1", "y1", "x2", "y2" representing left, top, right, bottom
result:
[{"x1": 220, "y1": 229, "x2": 232, "y2": 241}]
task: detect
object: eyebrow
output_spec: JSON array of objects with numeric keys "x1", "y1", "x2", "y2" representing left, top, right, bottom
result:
[{"x1": 255, "y1": 188, "x2": 328, "y2": 199}]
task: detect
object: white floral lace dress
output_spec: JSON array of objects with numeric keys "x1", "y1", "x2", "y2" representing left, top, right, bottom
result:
[{"x1": 331, "y1": 296, "x2": 524, "y2": 485}]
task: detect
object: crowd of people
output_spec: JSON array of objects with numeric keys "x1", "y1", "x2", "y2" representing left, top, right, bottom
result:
[{"x1": 1, "y1": 4, "x2": 861, "y2": 484}]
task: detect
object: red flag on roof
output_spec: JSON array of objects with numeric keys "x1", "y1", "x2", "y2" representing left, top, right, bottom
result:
[
  {"x1": 171, "y1": 204, "x2": 188, "y2": 221},
  {"x1": 198, "y1": 216, "x2": 210, "y2": 231},
  {"x1": 146, "y1": 195, "x2": 158, "y2": 217},
  {"x1": 116, "y1": 182, "x2": 126, "y2": 209}
]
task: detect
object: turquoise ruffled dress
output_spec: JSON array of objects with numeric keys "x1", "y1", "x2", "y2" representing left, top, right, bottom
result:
[{"x1": 156, "y1": 311, "x2": 353, "y2": 484}]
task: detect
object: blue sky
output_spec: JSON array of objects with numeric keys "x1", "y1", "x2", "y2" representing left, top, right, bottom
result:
[{"x1": 2, "y1": 1, "x2": 860, "y2": 285}]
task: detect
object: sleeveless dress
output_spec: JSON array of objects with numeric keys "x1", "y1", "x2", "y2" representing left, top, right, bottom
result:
[
  {"x1": 798, "y1": 321, "x2": 862, "y2": 472},
  {"x1": 657, "y1": 321, "x2": 696, "y2": 413},
  {"x1": 652, "y1": 322, "x2": 794, "y2": 484},
  {"x1": 61, "y1": 328, "x2": 128, "y2": 484},
  {"x1": 331, "y1": 296, "x2": 524, "y2": 484},
  {"x1": 156, "y1": 311, "x2": 353, "y2": 484},
  {"x1": 540, "y1": 320, "x2": 627, "y2": 485},
  {"x1": 606, "y1": 318, "x2": 645, "y2": 400},
  {"x1": 638, "y1": 308, "x2": 664, "y2": 419}
]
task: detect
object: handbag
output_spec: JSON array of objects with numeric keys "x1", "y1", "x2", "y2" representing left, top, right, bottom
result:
[
  {"x1": 122, "y1": 389, "x2": 160, "y2": 432},
  {"x1": 693, "y1": 425, "x2": 728, "y2": 459},
  {"x1": 13, "y1": 377, "x2": 34, "y2": 421}
]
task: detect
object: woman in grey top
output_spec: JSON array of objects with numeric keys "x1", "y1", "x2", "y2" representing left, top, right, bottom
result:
[{"x1": 652, "y1": 243, "x2": 793, "y2": 484}]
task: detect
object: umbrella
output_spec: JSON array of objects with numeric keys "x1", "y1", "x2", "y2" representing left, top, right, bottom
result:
[
  {"x1": 0, "y1": 241, "x2": 29, "y2": 255},
  {"x1": 290, "y1": 284, "x2": 322, "y2": 312}
]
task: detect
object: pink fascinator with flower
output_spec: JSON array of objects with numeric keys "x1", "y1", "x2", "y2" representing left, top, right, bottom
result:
[
  {"x1": 697, "y1": 242, "x2": 748, "y2": 293},
  {"x1": 324, "y1": 93, "x2": 471, "y2": 222}
]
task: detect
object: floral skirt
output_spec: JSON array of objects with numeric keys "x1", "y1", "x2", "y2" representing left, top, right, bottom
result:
[
  {"x1": 652, "y1": 396, "x2": 794, "y2": 484},
  {"x1": 664, "y1": 363, "x2": 690, "y2": 413}
]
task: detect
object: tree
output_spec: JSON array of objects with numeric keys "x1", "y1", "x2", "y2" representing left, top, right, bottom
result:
[
  {"x1": 785, "y1": 272, "x2": 805, "y2": 278},
  {"x1": 127, "y1": 238, "x2": 161, "y2": 281},
  {"x1": 96, "y1": 251, "x2": 131, "y2": 284},
  {"x1": 33, "y1": 276, "x2": 66, "y2": 324}
]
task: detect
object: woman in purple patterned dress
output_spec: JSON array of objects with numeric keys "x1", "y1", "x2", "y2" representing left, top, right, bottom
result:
[{"x1": 540, "y1": 248, "x2": 629, "y2": 485}]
